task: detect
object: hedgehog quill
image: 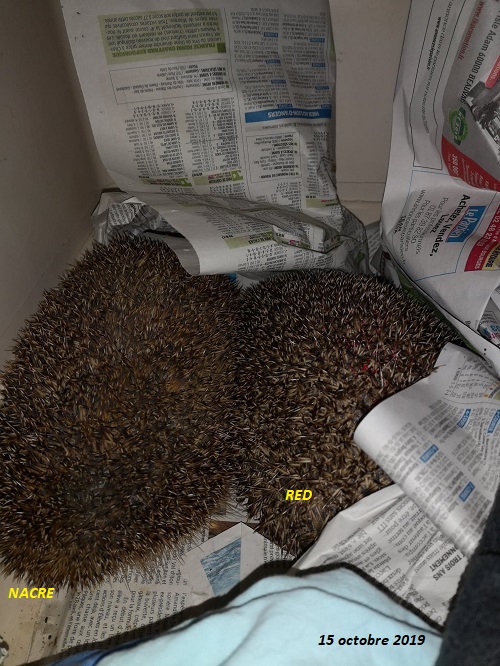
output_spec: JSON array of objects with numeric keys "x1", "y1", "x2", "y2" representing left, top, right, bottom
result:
[
  {"x1": 230, "y1": 270, "x2": 459, "y2": 556},
  {"x1": 0, "y1": 236, "x2": 239, "y2": 589}
]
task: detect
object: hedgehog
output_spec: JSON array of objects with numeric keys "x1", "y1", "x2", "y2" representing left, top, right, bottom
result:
[
  {"x1": 0, "y1": 235, "x2": 240, "y2": 589},
  {"x1": 229, "y1": 270, "x2": 459, "y2": 556}
]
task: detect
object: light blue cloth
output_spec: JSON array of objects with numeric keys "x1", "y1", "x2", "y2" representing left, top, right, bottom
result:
[{"x1": 53, "y1": 568, "x2": 442, "y2": 665}]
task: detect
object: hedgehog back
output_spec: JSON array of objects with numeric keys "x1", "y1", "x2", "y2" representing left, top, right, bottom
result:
[
  {"x1": 0, "y1": 236, "x2": 239, "y2": 588},
  {"x1": 232, "y1": 270, "x2": 458, "y2": 556}
]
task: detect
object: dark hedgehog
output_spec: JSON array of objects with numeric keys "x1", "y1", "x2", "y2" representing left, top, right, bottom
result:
[
  {"x1": 231, "y1": 270, "x2": 459, "y2": 556},
  {"x1": 0, "y1": 235, "x2": 239, "y2": 589}
]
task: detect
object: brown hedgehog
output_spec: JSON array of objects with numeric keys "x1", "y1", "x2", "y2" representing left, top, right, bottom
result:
[
  {"x1": 0, "y1": 235, "x2": 239, "y2": 589},
  {"x1": 231, "y1": 270, "x2": 458, "y2": 556}
]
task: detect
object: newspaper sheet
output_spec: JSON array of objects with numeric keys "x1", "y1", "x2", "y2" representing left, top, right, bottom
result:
[
  {"x1": 62, "y1": 0, "x2": 369, "y2": 275},
  {"x1": 91, "y1": 190, "x2": 369, "y2": 275},
  {"x1": 19, "y1": 521, "x2": 291, "y2": 664},
  {"x1": 355, "y1": 342, "x2": 500, "y2": 558},
  {"x1": 294, "y1": 485, "x2": 467, "y2": 626},
  {"x1": 382, "y1": 0, "x2": 500, "y2": 354}
]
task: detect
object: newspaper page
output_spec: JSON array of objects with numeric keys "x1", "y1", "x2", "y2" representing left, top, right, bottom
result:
[
  {"x1": 61, "y1": 0, "x2": 369, "y2": 275},
  {"x1": 355, "y1": 342, "x2": 500, "y2": 559},
  {"x1": 381, "y1": 0, "x2": 500, "y2": 352},
  {"x1": 294, "y1": 485, "x2": 467, "y2": 626},
  {"x1": 91, "y1": 190, "x2": 369, "y2": 275}
]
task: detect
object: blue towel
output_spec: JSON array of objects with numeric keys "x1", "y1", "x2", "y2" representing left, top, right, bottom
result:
[{"x1": 52, "y1": 567, "x2": 441, "y2": 665}]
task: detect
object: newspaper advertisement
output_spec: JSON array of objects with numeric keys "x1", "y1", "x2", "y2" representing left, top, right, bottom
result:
[
  {"x1": 21, "y1": 519, "x2": 291, "y2": 663},
  {"x1": 355, "y1": 342, "x2": 500, "y2": 560},
  {"x1": 62, "y1": 0, "x2": 369, "y2": 275},
  {"x1": 294, "y1": 485, "x2": 467, "y2": 626},
  {"x1": 381, "y1": 0, "x2": 500, "y2": 355}
]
